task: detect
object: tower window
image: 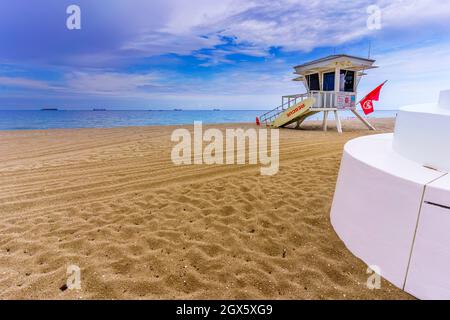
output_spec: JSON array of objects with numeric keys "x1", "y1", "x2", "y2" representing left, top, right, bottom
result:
[
  {"x1": 340, "y1": 70, "x2": 355, "y2": 92},
  {"x1": 323, "y1": 72, "x2": 335, "y2": 91},
  {"x1": 306, "y1": 73, "x2": 320, "y2": 91}
]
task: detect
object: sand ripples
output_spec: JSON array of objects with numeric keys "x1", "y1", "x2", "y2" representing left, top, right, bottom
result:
[{"x1": 0, "y1": 120, "x2": 412, "y2": 299}]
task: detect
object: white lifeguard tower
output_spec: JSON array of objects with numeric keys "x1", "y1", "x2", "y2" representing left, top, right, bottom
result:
[{"x1": 259, "y1": 54, "x2": 378, "y2": 132}]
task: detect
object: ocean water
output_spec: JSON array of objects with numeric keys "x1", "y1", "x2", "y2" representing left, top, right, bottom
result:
[{"x1": 0, "y1": 109, "x2": 398, "y2": 131}]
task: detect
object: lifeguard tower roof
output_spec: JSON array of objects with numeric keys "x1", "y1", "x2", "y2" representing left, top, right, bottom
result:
[{"x1": 294, "y1": 54, "x2": 377, "y2": 76}]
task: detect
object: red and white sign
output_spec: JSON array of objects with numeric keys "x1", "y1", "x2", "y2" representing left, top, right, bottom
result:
[{"x1": 336, "y1": 92, "x2": 356, "y2": 110}]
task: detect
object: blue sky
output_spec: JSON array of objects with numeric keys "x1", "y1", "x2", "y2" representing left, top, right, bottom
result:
[{"x1": 1, "y1": 0, "x2": 450, "y2": 110}]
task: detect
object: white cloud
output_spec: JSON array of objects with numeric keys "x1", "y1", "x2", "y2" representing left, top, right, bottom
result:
[
  {"x1": 64, "y1": 71, "x2": 162, "y2": 96},
  {"x1": 120, "y1": 0, "x2": 450, "y2": 60},
  {"x1": 6, "y1": 40, "x2": 450, "y2": 110},
  {"x1": 60, "y1": 41, "x2": 450, "y2": 109},
  {"x1": 2, "y1": 0, "x2": 450, "y2": 110},
  {"x1": 0, "y1": 76, "x2": 52, "y2": 90},
  {"x1": 382, "y1": 0, "x2": 450, "y2": 29},
  {"x1": 58, "y1": 65, "x2": 297, "y2": 103},
  {"x1": 359, "y1": 41, "x2": 450, "y2": 108}
]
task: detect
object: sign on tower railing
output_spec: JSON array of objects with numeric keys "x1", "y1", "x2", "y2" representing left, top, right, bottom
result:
[{"x1": 336, "y1": 92, "x2": 356, "y2": 110}]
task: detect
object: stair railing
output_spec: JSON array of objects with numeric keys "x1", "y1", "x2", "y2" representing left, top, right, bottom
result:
[{"x1": 259, "y1": 93, "x2": 308, "y2": 124}]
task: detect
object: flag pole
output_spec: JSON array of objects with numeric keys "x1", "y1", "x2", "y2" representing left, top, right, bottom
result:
[{"x1": 351, "y1": 109, "x2": 376, "y2": 130}]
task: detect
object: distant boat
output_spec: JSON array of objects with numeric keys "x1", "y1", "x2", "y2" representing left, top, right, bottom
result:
[
  {"x1": 41, "y1": 108, "x2": 58, "y2": 111},
  {"x1": 93, "y1": 108, "x2": 106, "y2": 111},
  {"x1": 213, "y1": 109, "x2": 220, "y2": 111},
  {"x1": 173, "y1": 108, "x2": 183, "y2": 111}
]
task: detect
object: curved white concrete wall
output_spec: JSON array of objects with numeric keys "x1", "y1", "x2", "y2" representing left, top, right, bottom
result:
[
  {"x1": 330, "y1": 134, "x2": 445, "y2": 289},
  {"x1": 331, "y1": 90, "x2": 450, "y2": 299},
  {"x1": 405, "y1": 174, "x2": 450, "y2": 299},
  {"x1": 393, "y1": 90, "x2": 450, "y2": 173}
]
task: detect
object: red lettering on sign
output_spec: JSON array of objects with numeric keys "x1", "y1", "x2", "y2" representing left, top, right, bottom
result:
[{"x1": 286, "y1": 103, "x2": 306, "y2": 117}]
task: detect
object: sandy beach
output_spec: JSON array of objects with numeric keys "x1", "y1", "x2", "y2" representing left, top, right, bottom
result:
[{"x1": 0, "y1": 118, "x2": 413, "y2": 299}]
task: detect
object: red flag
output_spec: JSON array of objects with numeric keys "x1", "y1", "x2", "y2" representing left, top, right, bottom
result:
[
  {"x1": 256, "y1": 117, "x2": 260, "y2": 126},
  {"x1": 360, "y1": 81, "x2": 387, "y2": 115}
]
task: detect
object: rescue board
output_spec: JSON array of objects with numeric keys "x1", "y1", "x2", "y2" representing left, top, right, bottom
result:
[{"x1": 272, "y1": 97, "x2": 316, "y2": 128}]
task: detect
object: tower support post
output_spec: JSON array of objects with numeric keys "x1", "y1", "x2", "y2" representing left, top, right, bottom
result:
[
  {"x1": 334, "y1": 110, "x2": 343, "y2": 133},
  {"x1": 322, "y1": 111, "x2": 329, "y2": 131},
  {"x1": 351, "y1": 109, "x2": 376, "y2": 130}
]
